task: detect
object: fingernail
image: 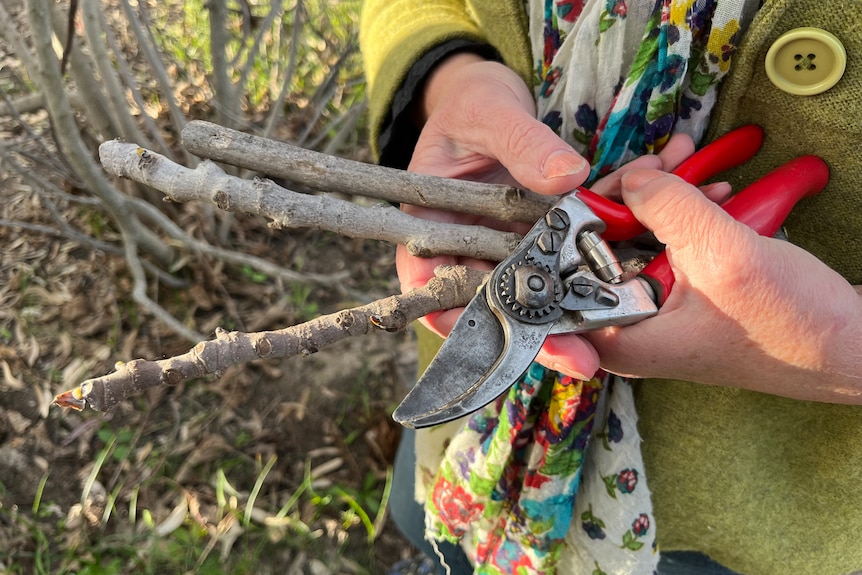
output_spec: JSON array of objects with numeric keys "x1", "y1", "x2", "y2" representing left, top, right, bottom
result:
[{"x1": 542, "y1": 149, "x2": 588, "y2": 179}]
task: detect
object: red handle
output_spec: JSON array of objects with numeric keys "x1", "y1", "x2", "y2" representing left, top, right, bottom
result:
[
  {"x1": 640, "y1": 154, "x2": 830, "y2": 305},
  {"x1": 672, "y1": 124, "x2": 764, "y2": 184},
  {"x1": 577, "y1": 125, "x2": 764, "y2": 240}
]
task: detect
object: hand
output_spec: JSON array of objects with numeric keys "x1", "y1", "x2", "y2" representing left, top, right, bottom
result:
[
  {"x1": 585, "y1": 169, "x2": 862, "y2": 403},
  {"x1": 398, "y1": 54, "x2": 701, "y2": 379}
]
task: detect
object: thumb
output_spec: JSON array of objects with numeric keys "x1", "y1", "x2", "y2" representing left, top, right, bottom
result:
[
  {"x1": 620, "y1": 169, "x2": 755, "y2": 273},
  {"x1": 485, "y1": 110, "x2": 591, "y2": 195}
]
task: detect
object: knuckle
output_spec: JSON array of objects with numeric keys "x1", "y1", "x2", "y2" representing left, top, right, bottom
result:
[{"x1": 502, "y1": 119, "x2": 551, "y2": 158}]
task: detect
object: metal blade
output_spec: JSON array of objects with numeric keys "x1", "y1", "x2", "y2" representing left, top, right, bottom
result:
[
  {"x1": 393, "y1": 288, "x2": 504, "y2": 428},
  {"x1": 393, "y1": 285, "x2": 550, "y2": 428}
]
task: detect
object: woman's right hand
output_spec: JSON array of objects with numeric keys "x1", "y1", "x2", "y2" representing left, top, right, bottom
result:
[
  {"x1": 398, "y1": 54, "x2": 699, "y2": 379},
  {"x1": 398, "y1": 54, "x2": 602, "y2": 378}
]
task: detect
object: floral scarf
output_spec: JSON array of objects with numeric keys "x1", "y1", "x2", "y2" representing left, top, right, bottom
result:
[{"x1": 420, "y1": 1, "x2": 758, "y2": 574}]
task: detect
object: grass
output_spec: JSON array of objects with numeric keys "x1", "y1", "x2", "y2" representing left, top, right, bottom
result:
[{"x1": 0, "y1": 419, "x2": 394, "y2": 574}]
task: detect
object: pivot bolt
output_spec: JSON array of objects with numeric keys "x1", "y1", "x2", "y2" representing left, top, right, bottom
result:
[{"x1": 514, "y1": 266, "x2": 553, "y2": 309}]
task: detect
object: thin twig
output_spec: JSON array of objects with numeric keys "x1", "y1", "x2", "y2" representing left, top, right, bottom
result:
[
  {"x1": 98, "y1": 140, "x2": 523, "y2": 261},
  {"x1": 319, "y1": 98, "x2": 366, "y2": 155},
  {"x1": 0, "y1": 92, "x2": 75, "y2": 180},
  {"x1": 208, "y1": 0, "x2": 243, "y2": 130},
  {"x1": 118, "y1": 0, "x2": 193, "y2": 165},
  {"x1": 122, "y1": 233, "x2": 204, "y2": 343},
  {"x1": 98, "y1": 6, "x2": 172, "y2": 157},
  {"x1": 0, "y1": 1, "x2": 39, "y2": 83},
  {"x1": 0, "y1": 152, "x2": 187, "y2": 288},
  {"x1": 28, "y1": 0, "x2": 174, "y2": 265},
  {"x1": 80, "y1": 0, "x2": 150, "y2": 147},
  {"x1": 235, "y1": 0, "x2": 284, "y2": 97},
  {"x1": 263, "y1": 0, "x2": 303, "y2": 139},
  {"x1": 127, "y1": 195, "x2": 350, "y2": 287},
  {"x1": 181, "y1": 121, "x2": 556, "y2": 223},
  {"x1": 48, "y1": 0, "x2": 116, "y2": 140},
  {"x1": 53, "y1": 265, "x2": 489, "y2": 412}
]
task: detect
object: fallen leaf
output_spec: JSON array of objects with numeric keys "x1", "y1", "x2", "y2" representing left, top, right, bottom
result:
[
  {"x1": 155, "y1": 498, "x2": 188, "y2": 537},
  {"x1": 1, "y1": 360, "x2": 23, "y2": 389}
]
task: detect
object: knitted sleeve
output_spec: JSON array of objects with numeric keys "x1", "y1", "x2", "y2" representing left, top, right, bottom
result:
[{"x1": 359, "y1": 0, "x2": 490, "y2": 161}]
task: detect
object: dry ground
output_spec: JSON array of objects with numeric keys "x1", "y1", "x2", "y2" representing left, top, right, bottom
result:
[
  {"x1": 0, "y1": 41, "x2": 419, "y2": 575},
  {"x1": 0, "y1": 150, "x2": 420, "y2": 573},
  {"x1": 0, "y1": 0, "x2": 426, "y2": 569}
]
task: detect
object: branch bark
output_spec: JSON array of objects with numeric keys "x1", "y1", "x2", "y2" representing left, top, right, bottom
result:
[
  {"x1": 53, "y1": 265, "x2": 489, "y2": 412},
  {"x1": 181, "y1": 121, "x2": 556, "y2": 222},
  {"x1": 98, "y1": 140, "x2": 523, "y2": 261}
]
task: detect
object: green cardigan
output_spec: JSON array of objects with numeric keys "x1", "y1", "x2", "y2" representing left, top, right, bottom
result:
[{"x1": 360, "y1": 1, "x2": 862, "y2": 573}]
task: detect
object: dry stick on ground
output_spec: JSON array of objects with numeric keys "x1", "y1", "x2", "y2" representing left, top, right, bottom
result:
[
  {"x1": 181, "y1": 120, "x2": 557, "y2": 223},
  {"x1": 54, "y1": 265, "x2": 489, "y2": 412},
  {"x1": 98, "y1": 141, "x2": 524, "y2": 261}
]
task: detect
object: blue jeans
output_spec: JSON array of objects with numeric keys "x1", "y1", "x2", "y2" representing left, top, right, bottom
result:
[{"x1": 390, "y1": 429, "x2": 741, "y2": 575}]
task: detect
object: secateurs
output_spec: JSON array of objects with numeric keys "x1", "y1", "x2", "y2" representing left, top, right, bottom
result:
[{"x1": 394, "y1": 125, "x2": 830, "y2": 428}]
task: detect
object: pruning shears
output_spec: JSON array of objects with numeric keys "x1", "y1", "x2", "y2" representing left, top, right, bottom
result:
[{"x1": 394, "y1": 125, "x2": 830, "y2": 428}]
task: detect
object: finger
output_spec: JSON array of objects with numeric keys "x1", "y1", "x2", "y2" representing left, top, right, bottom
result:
[
  {"x1": 657, "y1": 132, "x2": 696, "y2": 172},
  {"x1": 395, "y1": 244, "x2": 462, "y2": 339},
  {"x1": 536, "y1": 334, "x2": 601, "y2": 381},
  {"x1": 482, "y1": 108, "x2": 592, "y2": 195},
  {"x1": 423, "y1": 90, "x2": 589, "y2": 194},
  {"x1": 620, "y1": 169, "x2": 755, "y2": 274},
  {"x1": 700, "y1": 181, "x2": 732, "y2": 203},
  {"x1": 396, "y1": 244, "x2": 452, "y2": 292},
  {"x1": 589, "y1": 155, "x2": 663, "y2": 200},
  {"x1": 419, "y1": 308, "x2": 463, "y2": 339}
]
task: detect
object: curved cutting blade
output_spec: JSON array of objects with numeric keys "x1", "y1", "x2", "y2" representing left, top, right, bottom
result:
[{"x1": 393, "y1": 285, "x2": 550, "y2": 428}]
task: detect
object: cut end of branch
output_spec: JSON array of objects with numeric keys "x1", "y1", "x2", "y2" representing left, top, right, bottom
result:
[{"x1": 53, "y1": 386, "x2": 87, "y2": 411}]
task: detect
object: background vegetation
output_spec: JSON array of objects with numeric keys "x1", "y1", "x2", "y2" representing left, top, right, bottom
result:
[{"x1": 0, "y1": 0, "x2": 415, "y2": 572}]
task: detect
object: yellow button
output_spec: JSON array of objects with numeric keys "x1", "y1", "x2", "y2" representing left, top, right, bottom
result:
[{"x1": 765, "y1": 27, "x2": 846, "y2": 96}]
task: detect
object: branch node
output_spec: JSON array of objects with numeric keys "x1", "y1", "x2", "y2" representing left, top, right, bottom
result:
[
  {"x1": 254, "y1": 335, "x2": 273, "y2": 357},
  {"x1": 404, "y1": 240, "x2": 429, "y2": 258},
  {"x1": 213, "y1": 190, "x2": 232, "y2": 211},
  {"x1": 137, "y1": 147, "x2": 154, "y2": 166},
  {"x1": 162, "y1": 368, "x2": 183, "y2": 386},
  {"x1": 369, "y1": 312, "x2": 405, "y2": 332},
  {"x1": 335, "y1": 310, "x2": 354, "y2": 330}
]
